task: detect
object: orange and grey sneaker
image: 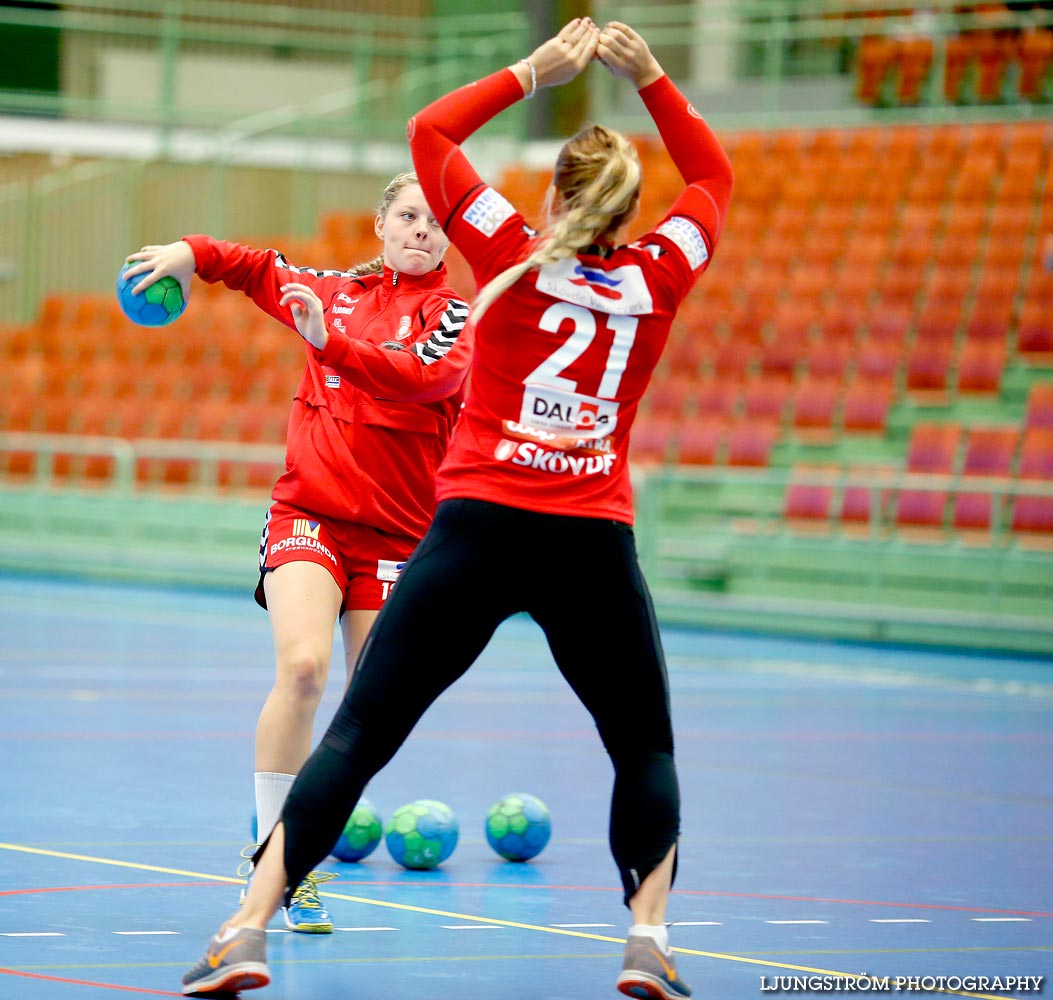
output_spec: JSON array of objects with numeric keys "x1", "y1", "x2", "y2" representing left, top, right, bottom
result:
[
  {"x1": 616, "y1": 933, "x2": 693, "y2": 999},
  {"x1": 181, "y1": 926, "x2": 269, "y2": 996}
]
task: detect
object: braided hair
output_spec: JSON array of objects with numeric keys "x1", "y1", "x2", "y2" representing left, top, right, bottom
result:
[{"x1": 472, "y1": 125, "x2": 641, "y2": 319}]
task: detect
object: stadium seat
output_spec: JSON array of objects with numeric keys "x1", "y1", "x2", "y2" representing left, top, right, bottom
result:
[
  {"x1": 725, "y1": 420, "x2": 778, "y2": 467},
  {"x1": 783, "y1": 465, "x2": 837, "y2": 530},
  {"x1": 790, "y1": 377, "x2": 841, "y2": 441},
  {"x1": 905, "y1": 339, "x2": 954, "y2": 398},
  {"x1": 956, "y1": 340, "x2": 1007, "y2": 395},
  {"x1": 741, "y1": 375, "x2": 790, "y2": 426},
  {"x1": 894, "y1": 422, "x2": 962, "y2": 531},
  {"x1": 695, "y1": 377, "x2": 740, "y2": 423},
  {"x1": 649, "y1": 376, "x2": 696, "y2": 419},
  {"x1": 952, "y1": 426, "x2": 1018, "y2": 535},
  {"x1": 842, "y1": 377, "x2": 893, "y2": 434},
  {"x1": 1017, "y1": 28, "x2": 1053, "y2": 100},
  {"x1": 676, "y1": 418, "x2": 726, "y2": 466},
  {"x1": 630, "y1": 415, "x2": 677, "y2": 467},
  {"x1": 1017, "y1": 305, "x2": 1053, "y2": 361},
  {"x1": 1025, "y1": 383, "x2": 1053, "y2": 432},
  {"x1": 1011, "y1": 428, "x2": 1053, "y2": 542}
]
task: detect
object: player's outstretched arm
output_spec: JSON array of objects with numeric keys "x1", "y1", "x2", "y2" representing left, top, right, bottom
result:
[{"x1": 121, "y1": 240, "x2": 195, "y2": 301}]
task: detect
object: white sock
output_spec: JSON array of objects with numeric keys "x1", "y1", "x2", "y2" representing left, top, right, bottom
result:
[
  {"x1": 254, "y1": 771, "x2": 295, "y2": 843},
  {"x1": 215, "y1": 925, "x2": 240, "y2": 943},
  {"x1": 629, "y1": 923, "x2": 669, "y2": 953}
]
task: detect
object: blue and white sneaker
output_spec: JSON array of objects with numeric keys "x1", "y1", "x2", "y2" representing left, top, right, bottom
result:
[{"x1": 282, "y1": 871, "x2": 337, "y2": 933}]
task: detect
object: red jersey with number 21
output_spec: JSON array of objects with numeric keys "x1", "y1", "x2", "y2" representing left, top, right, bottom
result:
[{"x1": 411, "y1": 70, "x2": 733, "y2": 524}]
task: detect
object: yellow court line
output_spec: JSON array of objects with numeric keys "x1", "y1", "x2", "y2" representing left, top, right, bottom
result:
[{"x1": 0, "y1": 842, "x2": 1015, "y2": 1000}]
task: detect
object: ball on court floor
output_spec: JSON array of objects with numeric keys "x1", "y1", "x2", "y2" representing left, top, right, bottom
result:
[
  {"x1": 385, "y1": 799, "x2": 458, "y2": 870},
  {"x1": 116, "y1": 261, "x2": 187, "y2": 327},
  {"x1": 485, "y1": 792, "x2": 551, "y2": 862},
  {"x1": 331, "y1": 797, "x2": 384, "y2": 862}
]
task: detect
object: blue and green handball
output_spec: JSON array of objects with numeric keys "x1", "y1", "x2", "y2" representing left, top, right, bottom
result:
[
  {"x1": 116, "y1": 261, "x2": 187, "y2": 327},
  {"x1": 485, "y1": 792, "x2": 551, "y2": 862},
  {"x1": 384, "y1": 799, "x2": 458, "y2": 870},
  {"x1": 331, "y1": 797, "x2": 384, "y2": 862}
]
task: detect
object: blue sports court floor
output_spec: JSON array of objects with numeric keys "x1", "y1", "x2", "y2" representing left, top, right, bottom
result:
[{"x1": 0, "y1": 575, "x2": 1050, "y2": 999}]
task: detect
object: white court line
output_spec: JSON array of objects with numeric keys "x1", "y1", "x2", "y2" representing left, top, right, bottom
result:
[
  {"x1": 440, "y1": 924, "x2": 503, "y2": 930},
  {"x1": 971, "y1": 917, "x2": 1032, "y2": 922},
  {"x1": 674, "y1": 921, "x2": 723, "y2": 926},
  {"x1": 1, "y1": 932, "x2": 65, "y2": 937},
  {"x1": 551, "y1": 923, "x2": 615, "y2": 928},
  {"x1": 870, "y1": 919, "x2": 931, "y2": 923},
  {"x1": 336, "y1": 926, "x2": 398, "y2": 932},
  {"x1": 766, "y1": 920, "x2": 828, "y2": 925}
]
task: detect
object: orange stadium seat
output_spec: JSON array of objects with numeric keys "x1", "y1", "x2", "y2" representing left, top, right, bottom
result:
[
  {"x1": 957, "y1": 340, "x2": 1007, "y2": 395},
  {"x1": 630, "y1": 415, "x2": 677, "y2": 467},
  {"x1": 1018, "y1": 28, "x2": 1053, "y2": 100},
  {"x1": 842, "y1": 378, "x2": 892, "y2": 433},
  {"x1": 1017, "y1": 305, "x2": 1053, "y2": 361},
  {"x1": 790, "y1": 377, "x2": 841, "y2": 441},
  {"x1": 695, "y1": 377, "x2": 740, "y2": 424}
]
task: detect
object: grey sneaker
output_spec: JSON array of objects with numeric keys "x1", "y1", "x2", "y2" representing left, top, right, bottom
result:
[
  {"x1": 616, "y1": 933, "x2": 692, "y2": 999},
  {"x1": 181, "y1": 927, "x2": 269, "y2": 996}
]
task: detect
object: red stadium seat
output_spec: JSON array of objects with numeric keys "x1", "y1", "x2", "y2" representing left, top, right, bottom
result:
[
  {"x1": 894, "y1": 423, "x2": 962, "y2": 530},
  {"x1": 791, "y1": 377, "x2": 841, "y2": 441},
  {"x1": 842, "y1": 377, "x2": 893, "y2": 434},
  {"x1": 725, "y1": 420, "x2": 778, "y2": 467},
  {"x1": 1011, "y1": 429, "x2": 1053, "y2": 541},
  {"x1": 676, "y1": 418, "x2": 726, "y2": 466},
  {"x1": 741, "y1": 375, "x2": 790, "y2": 426},
  {"x1": 956, "y1": 340, "x2": 1006, "y2": 395},
  {"x1": 952, "y1": 426, "x2": 1018, "y2": 534},
  {"x1": 695, "y1": 377, "x2": 740, "y2": 423},
  {"x1": 1025, "y1": 382, "x2": 1053, "y2": 432},
  {"x1": 783, "y1": 465, "x2": 837, "y2": 529},
  {"x1": 630, "y1": 415, "x2": 677, "y2": 467}
]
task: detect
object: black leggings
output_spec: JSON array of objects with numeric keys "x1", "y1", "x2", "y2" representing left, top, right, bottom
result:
[{"x1": 274, "y1": 498, "x2": 681, "y2": 906}]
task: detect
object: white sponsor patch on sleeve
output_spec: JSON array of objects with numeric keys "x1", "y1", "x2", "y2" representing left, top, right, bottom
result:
[
  {"x1": 462, "y1": 186, "x2": 516, "y2": 238},
  {"x1": 656, "y1": 216, "x2": 709, "y2": 271}
]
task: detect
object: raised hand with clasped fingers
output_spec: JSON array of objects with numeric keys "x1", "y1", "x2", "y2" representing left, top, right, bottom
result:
[
  {"x1": 512, "y1": 17, "x2": 599, "y2": 97},
  {"x1": 596, "y1": 21, "x2": 664, "y2": 90}
]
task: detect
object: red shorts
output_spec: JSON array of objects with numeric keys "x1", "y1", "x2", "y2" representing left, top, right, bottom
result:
[{"x1": 255, "y1": 501, "x2": 418, "y2": 613}]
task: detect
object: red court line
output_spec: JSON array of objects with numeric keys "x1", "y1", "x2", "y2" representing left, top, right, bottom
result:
[
  {"x1": 3, "y1": 879, "x2": 1049, "y2": 919},
  {"x1": 0, "y1": 882, "x2": 228, "y2": 897},
  {"x1": 0, "y1": 968, "x2": 182, "y2": 997}
]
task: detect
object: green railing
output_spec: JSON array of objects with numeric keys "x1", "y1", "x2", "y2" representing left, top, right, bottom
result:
[{"x1": 1, "y1": 431, "x2": 1051, "y2": 651}]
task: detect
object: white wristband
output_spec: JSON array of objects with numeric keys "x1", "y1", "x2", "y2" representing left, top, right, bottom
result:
[{"x1": 518, "y1": 58, "x2": 537, "y2": 99}]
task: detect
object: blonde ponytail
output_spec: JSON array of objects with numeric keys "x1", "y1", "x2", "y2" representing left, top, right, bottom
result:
[{"x1": 473, "y1": 126, "x2": 641, "y2": 320}]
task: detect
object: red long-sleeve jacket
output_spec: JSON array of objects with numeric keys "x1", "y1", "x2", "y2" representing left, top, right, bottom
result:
[{"x1": 184, "y1": 235, "x2": 472, "y2": 537}]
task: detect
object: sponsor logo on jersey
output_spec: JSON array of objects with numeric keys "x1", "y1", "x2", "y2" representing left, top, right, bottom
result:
[
  {"x1": 521, "y1": 384, "x2": 619, "y2": 438},
  {"x1": 332, "y1": 318, "x2": 346, "y2": 332},
  {"x1": 463, "y1": 186, "x2": 515, "y2": 237},
  {"x1": 656, "y1": 216, "x2": 709, "y2": 270},
  {"x1": 535, "y1": 257, "x2": 653, "y2": 315},
  {"x1": 494, "y1": 440, "x2": 618, "y2": 477},
  {"x1": 332, "y1": 304, "x2": 356, "y2": 316},
  {"x1": 376, "y1": 559, "x2": 406, "y2": 582},
  {"x1": 325, "y1": 373, "x2": 341, "y2": 389},
  {"x1": 501, "y1": 420, "x2": 614, "y2": 455},
  {"x1": 396, "y1": 314, "x2": 413, "y2": 340},
  {"x1": 336, "y1": 293, "x2": 360, "y2": 305},
  {"x1": 292, "y1": 518, "x2": 320, "y2": 538}
]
